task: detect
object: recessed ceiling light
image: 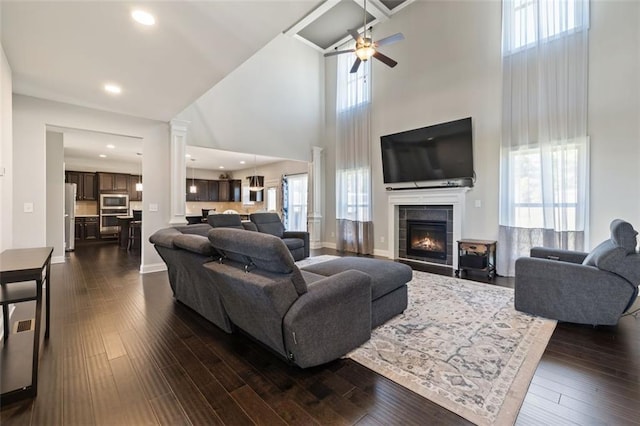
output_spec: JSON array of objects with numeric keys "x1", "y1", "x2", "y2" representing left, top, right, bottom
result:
[
  {"x1": 185, "y1": 154, "x2": 192, "y2": 158},
  {"x1": 106, "y1": 144, "x2": 115, "y2": 149},
  {"x1": 99, "y1": 154, "x2": 107, "y2": 158},
  {"x1": 219, "y1": 166, "x2": 225, "y2": 169},
  {"x1": 240, "y1": 161, "x2": 246, "y2": 165},
  {"x1": 131, "y1": 10, "x2": 155, "y2": 26},
  {"x1": 104, "y1": 84, "x2": 121, "y2": 94}
]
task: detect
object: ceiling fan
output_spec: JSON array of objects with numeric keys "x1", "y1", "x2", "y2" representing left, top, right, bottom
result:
[{"x1": 324, "y1": 0, "x2": 404, "y2": 73}]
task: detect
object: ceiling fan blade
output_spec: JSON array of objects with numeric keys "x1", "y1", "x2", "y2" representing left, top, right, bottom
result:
[
  {"x1": 350, "y1": 58, "x2": 362, "y2": 74},
  {"x1": 375, "y1": 32, "x2": 405, "y2": 47},
  {"x1": 373, "y1": 51, "x2": 398, "y2": 68},
  {"x1": 348, "y1": 28, "x2": 362, "y2": 42},
  {"x1": 324, "y1": 49, "x2": 356, "y2": 57}
]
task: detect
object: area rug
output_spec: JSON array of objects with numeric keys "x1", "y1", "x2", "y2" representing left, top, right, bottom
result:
[{"x1": 347, "y1": 271, "x2": 556, "y2": 426}]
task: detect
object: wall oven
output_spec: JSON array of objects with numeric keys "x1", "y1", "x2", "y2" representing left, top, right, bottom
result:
[{"x1": 100, "y1": 194, "x2": 129, "y2": 234}]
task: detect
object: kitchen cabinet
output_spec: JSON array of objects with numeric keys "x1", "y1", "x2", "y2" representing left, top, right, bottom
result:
[
  {"x1": 218, "y1": 179, "x2": 242, "y2": 202},
  {"x1": 75, "y1": 217, "x2": 100, "y2": 241},
  {"x1": 99, "y1": 172, "x2": 129, "y2": 192},
  {"x1": 129, "y1": 175, "x2": 143, "y2": 201},
  {"x1": 186, "y1": 179, "x2": 210, "y2": 202},
  {"x1": 65, "y1": 171, "x2": 97, "y2": 201},
  {"x1": 184, "y1": 179, "x2": 242, "y2": 202}
]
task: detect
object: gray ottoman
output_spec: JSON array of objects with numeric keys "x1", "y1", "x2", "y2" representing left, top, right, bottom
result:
[{"x1": 301, "y1": 257, "x2": 412, "y2": 327}]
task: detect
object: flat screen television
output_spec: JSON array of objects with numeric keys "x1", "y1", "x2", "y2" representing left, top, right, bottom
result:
[{"x1": 380, "y1": 117, "x2": 474, "y2": 189}]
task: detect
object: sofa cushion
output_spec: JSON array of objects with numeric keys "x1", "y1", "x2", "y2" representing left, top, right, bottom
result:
[
  {"x1": 282, "y1": 238, "x2": 304, "y2": 251},
  {"x1": 208, "y1": 228, "x2": 308, "y2": 295},
  {"x1": 173, "y1": 234, "x2": 215, "y2": 256},
  {"x1": 250, "y1": 213, "x2": 285, "y2": 238},
  {"x1": 301, "y1": 257, "x2": 412, "y2": 300}
]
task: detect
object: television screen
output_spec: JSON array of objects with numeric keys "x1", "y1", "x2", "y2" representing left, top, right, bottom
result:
[{"x1": 380, "y1": 117, "x2": 473, "y2": 186}]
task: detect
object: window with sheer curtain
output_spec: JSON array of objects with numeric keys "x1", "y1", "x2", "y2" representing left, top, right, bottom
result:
[
  {"x1": 335, "y1": 52, "x2": 374, "y2": 254},
  {"x1": 498, "y1": 0, "x2": 589, "y2": 276},
  {"x1": 284, "y1": 173, "x2": 308, "y2": 232}
]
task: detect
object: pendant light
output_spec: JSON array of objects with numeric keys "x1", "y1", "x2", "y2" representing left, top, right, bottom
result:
[
  {"x1": 189, "y1": 159, "x2": 197, "y2": 193},
  {"x1": 247, "y1": 155, "x2": 264, "y2": 191},
  {"x1": 135, "y1": 152, "x2": 143, "y2": 192}
]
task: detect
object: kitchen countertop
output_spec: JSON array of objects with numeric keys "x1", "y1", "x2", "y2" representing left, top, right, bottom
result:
[{"x1": 75, "y1": 214, "x2": 99, "y2": 218}]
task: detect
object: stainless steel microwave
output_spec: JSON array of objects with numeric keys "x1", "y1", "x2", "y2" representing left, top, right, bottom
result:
[{"x1": 100, "y1": 193, "x2": 129, "y2": 209}]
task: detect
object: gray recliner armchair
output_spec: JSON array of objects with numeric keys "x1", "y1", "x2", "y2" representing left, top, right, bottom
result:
[
  {"x1": 515, "y1": 219, "x2": 640, "y2": 325},
  {"x1": 250, "y1": 212, "x2": 309, "y2": 260}
]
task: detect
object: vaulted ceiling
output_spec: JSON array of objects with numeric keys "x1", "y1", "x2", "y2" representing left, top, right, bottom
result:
[{"x1": 2, "y1": 0, "x2": 411, "y2": 169}]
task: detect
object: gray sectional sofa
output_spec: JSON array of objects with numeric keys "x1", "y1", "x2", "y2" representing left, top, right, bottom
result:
[{"x1": 149, "y1": 225, "x2": 412, "y2": 368}]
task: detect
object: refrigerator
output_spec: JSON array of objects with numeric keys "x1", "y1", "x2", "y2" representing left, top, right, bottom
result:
[{"x1": 65, "y1": 183, "x2": 76, "y2": 251}]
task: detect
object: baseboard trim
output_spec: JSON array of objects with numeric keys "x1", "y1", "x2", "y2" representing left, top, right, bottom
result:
[
  {"x1": 373, "y1": 248, "x2": 391, "y2": 259},
  {"x1": 140, "y1": 263, "x2": 167, "y2": 274},
  {"x1": 52, "y1": 255, "x2": 65, "y2": 264},
  {"x1": 322, "y1": 242, "x2": 337, "y2": 250}
]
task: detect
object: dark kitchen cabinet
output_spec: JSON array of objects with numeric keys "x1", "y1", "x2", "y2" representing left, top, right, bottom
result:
[
  {"x1": 75, "y1": 217, "x2": 100, "y2": 241},
  {"x1": 218, "y1": 180, "x2": 230, "y2": 201},
  {"x1": 99, "y1": 173, "x2": 129, "y2": 192},
  {"x1": 230, "y1": 180, "x2": 241, "y2": 202},
  {"x1": 218, "y1": 180, "x2": 242, "y2": 202},
  {"x1": 65, "y1": 171, "x2": 97, "y2": 201},
  {"x1": 129, "y1": 175, "x2": 142, "y2": 202},
  {"x1": 186, "y1": 179, "x2": 210, "y2": 201},
  {"x1": 208, "y1": 180, "x2": 219, "y2": 202}
]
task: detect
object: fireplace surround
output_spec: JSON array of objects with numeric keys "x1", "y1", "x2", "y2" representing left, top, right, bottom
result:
[{"x1": 387, "y1": 187, "x2": 469, "y2": 270}]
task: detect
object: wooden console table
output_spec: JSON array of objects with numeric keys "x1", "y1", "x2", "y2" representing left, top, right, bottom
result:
[{"x1": 0, "y1": 247, "x2": 53, "y2": 403}]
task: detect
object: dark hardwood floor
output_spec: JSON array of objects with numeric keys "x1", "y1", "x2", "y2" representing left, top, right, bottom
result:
[{"x1": 1, "y1": 243, "x2": 639, "y2": 425}]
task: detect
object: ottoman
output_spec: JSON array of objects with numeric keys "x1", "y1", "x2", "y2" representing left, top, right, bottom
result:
[{"x1": 301, "y1": 257, "x2": 412, "y2": 327}]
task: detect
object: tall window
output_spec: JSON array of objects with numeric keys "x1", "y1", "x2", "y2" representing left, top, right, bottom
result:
[
  {"x1": 335, "y1": 51, "x2": 374, "y2": 254},
  {"x1": 504, "y1": 0, "x2": 588, "y2": 53},
  {"x1": 284, "y1": 174, "x2": 307, "y2": 232},
  {"x1": 498, "y1": 0, "x2": 589, "y2": 276}
]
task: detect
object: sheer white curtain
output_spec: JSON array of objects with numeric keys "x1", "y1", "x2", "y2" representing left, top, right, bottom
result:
[
  {"x1": 498, "y1": 0, "x2": 590, "y2": 276},
  {"x1": 284, "y1": 173, "x2": 308, "y2": 231},
  {"x1": 335, "y1": 53, "x2": 374, "y2": 254}
]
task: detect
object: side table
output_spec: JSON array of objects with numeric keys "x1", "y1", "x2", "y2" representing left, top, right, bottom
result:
[
  {"x1": 0, "y1": 247, "x2": 53, "y2": 404},
  {"x1": 455, "y1": 239, "x2": 497, "y2": 280}
]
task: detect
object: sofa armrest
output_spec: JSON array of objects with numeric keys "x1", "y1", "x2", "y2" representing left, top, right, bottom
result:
[
  {"x1": 515, "y1": 257, "x2": 636, "y2": 325},
  {"x1": 283, "y1": 231, "x2": 310, "y2": 258},
  {"x1": 283, "y1": 270, "x2": 371, "y2": 367},
  {"x1": 530, "y1": 247, "x2": 588, "y2": 264}
]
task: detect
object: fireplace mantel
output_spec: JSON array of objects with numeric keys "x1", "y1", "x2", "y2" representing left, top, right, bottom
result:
[{"x1": 387, "y1": 187, "x2": 470, "y2": 270}]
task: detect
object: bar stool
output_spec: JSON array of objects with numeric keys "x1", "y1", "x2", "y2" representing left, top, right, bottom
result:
[{"x1": 128, "y1": 210, "x2": 142, "y2": 251}]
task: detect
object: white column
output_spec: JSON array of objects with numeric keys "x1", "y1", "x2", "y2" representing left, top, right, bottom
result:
[
  {"x1": 307, "y1": 146, "x2": 323, "y2": 249},
  {"x1": 169, "y1": 119, "x2": 189, "y2": 225}
]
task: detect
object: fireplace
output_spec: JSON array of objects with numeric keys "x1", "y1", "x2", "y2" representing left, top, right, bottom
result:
[{"x1": 406, "y1": 220, "x2": 447, "y2": 260}]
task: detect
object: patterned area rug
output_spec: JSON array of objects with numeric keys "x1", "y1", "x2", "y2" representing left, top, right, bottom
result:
[{"x1": 347, "y1": 271, "x2": 557, "y2": 426}]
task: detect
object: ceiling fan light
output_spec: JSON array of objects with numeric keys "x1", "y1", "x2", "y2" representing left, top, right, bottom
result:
[{"x1": 355, "y1": 46, "x2": 375, "y2": 61}]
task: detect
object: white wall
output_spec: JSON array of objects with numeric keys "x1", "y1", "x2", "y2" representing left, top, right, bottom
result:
[
  {"x1": 46, "y1": 130, "x2": 65, "y2": 262},
  {"x1": 1, "y1": 42, "x2": 12, "y2": 251},
  {"x1": 323, "y1": 0, "x2": 640, "y2": 253},
  {"x1": 175, "y1": 34, "x2": 324, "y2": 162},
  {"x1": 12, "y1": 95, "x2": 170, "y2": 271}
]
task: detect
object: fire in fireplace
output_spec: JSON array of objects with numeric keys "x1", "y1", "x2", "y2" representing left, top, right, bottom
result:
[{"x1": 407, "y1": 220, "x2": 447, "y2": 260}]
